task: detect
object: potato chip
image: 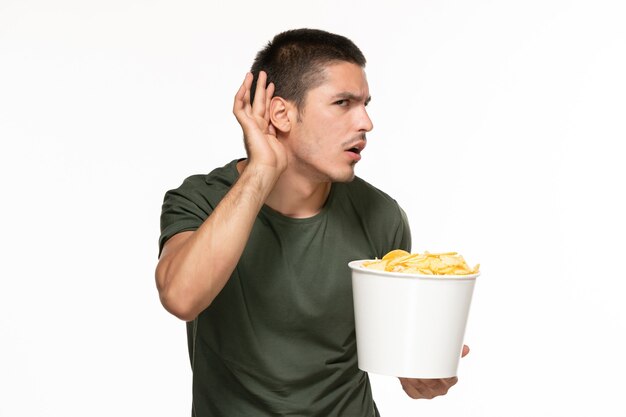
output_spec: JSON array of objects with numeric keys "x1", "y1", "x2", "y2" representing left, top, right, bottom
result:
[
  {"x1": 381, "y1": 249, "x2": 410, "y2": 261},
  {"x1": 364, "y1": 250, "x2": 479, "y2": 276}
]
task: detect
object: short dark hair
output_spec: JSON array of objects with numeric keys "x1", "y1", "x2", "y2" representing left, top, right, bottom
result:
[{"x1": 250, "y1": 28, "x2": 366, "y2": 110}]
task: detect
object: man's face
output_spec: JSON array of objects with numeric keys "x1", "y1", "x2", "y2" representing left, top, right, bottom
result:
[{"x1": 286, "y1": 61, "x2": 373, "y2": 183}]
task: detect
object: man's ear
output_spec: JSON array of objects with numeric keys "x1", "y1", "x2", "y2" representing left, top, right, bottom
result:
[{"x1": 269, "y1": 97, "x2": 296, "y2": 133}]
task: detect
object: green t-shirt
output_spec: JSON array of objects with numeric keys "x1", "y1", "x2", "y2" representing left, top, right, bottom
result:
[{"x1": 159, "y1": 159, "x2": 411, "y2": 417}]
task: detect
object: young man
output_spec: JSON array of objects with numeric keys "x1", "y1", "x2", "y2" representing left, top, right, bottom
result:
[{"x1": 156, "y1": 28, "x2": 466, "y2": 416}]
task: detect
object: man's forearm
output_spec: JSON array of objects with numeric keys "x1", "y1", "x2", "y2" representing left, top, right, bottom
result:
[{"x1": 155, "y1": 165, "x2": 278, "y2": 321}]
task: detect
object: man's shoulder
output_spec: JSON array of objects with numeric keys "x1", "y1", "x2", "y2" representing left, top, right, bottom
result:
[{"x1": 171, "y1": 159, "x2": 240, "y2": 194}]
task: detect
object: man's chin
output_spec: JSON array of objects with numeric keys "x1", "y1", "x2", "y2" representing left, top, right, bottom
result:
[{"x1": 330, "y1": 169, "x2": 356, "y2": 183}]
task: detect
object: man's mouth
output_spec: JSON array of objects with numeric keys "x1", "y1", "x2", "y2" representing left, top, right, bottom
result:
[{"x1": 345, "y1": 140, "x2": 366, "y2": 155}]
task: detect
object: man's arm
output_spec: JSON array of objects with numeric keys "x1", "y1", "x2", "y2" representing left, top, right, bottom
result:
[{"x1": 155, "y1": 71, "x2": 287, "y2": 321}]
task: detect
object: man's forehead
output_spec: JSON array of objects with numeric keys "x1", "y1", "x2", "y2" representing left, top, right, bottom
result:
[{"x1": 314, "y1": 62, "x2": 370, "y2": 96}]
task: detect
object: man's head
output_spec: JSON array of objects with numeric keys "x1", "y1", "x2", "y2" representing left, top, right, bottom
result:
[
  {"x1": 250, "y1": 29, "x2": 373, "y2": 184},
  {"x1": 250, "y1": 28, "x2": 366, "y2": 110}
]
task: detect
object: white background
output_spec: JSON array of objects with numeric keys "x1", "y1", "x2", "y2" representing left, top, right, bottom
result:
[{"x1": 1, "y1": 1, "x2": 625, "y2": 416}]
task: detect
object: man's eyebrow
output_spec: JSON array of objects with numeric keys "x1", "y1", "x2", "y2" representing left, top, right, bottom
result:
[{"x1": 332, "y1": 92, "x2": 372, "y2": 104}]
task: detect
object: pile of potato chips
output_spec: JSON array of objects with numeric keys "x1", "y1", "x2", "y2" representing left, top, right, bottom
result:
[{"x1": 363, "y1": 249, "x2": 480, "y2": 276}]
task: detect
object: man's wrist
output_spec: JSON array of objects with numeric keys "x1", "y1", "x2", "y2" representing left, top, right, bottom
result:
[{"x1": 237, "y1": 163, "x2": 280, "y2": 205}]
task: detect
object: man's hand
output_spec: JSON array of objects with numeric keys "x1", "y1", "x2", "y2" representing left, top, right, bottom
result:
[
  {"x1": 399, "y1": 345, "x2": 470, "y2": 400},
  {"x1": 156, "y1": 72, "x2": 291, "y2": 321},
  {"x1": 233, "y1": 71, "x2": 287, "y2": 176}
]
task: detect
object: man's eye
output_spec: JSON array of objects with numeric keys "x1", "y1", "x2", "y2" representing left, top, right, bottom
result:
[{"x1": 334, "y1": 99, "x2": 348, "y2": 106}]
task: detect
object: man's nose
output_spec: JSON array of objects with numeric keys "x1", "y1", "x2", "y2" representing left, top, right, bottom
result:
[{"x1": 358, "y1": 106, "x2": 374, "y2": 132}]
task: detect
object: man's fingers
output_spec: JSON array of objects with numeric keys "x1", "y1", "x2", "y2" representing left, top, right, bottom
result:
[
  {"x1": 442, "y1": 376, "x2": 459, "y2": 389},
  {"x1": 252, "y1": 71, "x2": 268, "y2": 116},
  {"x1": 425, "y1": 377, "x2": 457, "y2": 394},
  {"x1": 233, "y1": 72, "x2": 253, "y2": 117},
  {"x1": 264, "y1": 82, "x2": 275, "y2": 122},
  {"x1": 399, "y1": 377, "x2": 458, "y2": 400},
  {"x1": 462, "y1": 344, "x2": 470, "y2": 357},
  {"x1": 268, "y1": 123, "x2": 276, "y2": 137},
  {"x1": 233, "y1": 78, "x2": 246, "y2": 112}
]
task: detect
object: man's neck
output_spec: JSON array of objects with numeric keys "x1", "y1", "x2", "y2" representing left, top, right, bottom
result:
[{"x1": 237, "y1": 159, "x2": 331, "y2": 219}]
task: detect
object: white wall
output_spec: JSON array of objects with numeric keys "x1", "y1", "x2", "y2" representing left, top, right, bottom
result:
[{"x1": 1, "y1": 1, "x2": 625, "y2": 416}]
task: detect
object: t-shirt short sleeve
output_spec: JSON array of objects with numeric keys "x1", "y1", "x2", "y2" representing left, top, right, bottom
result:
[
  {"x1": 158, "y1": 175, "x2": 215, "y2": 256},
  {"x1": 394, "y1": 206, "x2": 412, "y2": 252},
  {"x1": 157, "y1": 160, "x2": 239, "y2": 257}
]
